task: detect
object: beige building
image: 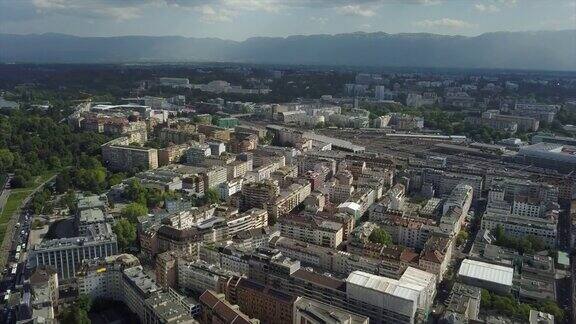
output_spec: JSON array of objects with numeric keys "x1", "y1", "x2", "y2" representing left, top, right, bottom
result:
[
  {"x1": 268, "y1": 180, "x2": 312, "y2": 220},
  {"x1": 158, "y1": 143, "x2": 190, "y2": 166},
  {"x1": 102, "y1": 138, "x2": 158, "y2": 172},
  {"x1": 278, "y1": 214, "x2": 344, "y2": 248}
]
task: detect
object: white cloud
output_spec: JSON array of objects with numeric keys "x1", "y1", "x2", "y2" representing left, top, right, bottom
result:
[
  {"x1": 415, "y1": 18, "x2": 474, "y2": 29},
  {"x1": 336, "y1": 5, "x2": 376, "y2": 17},
  {"x1": 27, "y1": 0, "x2": 451, "y2": 23},
  {"x1": 194, "y1": 5, "x2": 234, "y2": 22},
  {"x1": 498, "y1": 0, "x2": 518, "y2": 6},
  {"x1": 32, "y1": 0, "x2": 68, "y2": 10},
  {"x1": 474, "y1": 3, "x2": 500, "y2": 13},
  {"x1": 31, "y1": 0, "x2": 144, "y2": 20},
  {"x1": 310, "y1": 16, "x2": 328, "y2": 25}
]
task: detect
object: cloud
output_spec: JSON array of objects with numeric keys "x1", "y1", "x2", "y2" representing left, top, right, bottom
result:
[
  {"x1": 194, "y1": 4, "x2": 234, "y2": 22},
  {"x1": 14, "y1": 0, "x2": 449, "y2": 23},
  {"x1": 415, "y1": 18, "x2": 474, "y2": 29},
  {"x1": 498, "y1": 0, "x2": 517, "y2": 6},
  {"x1": 474, "y1": 3, "x2": 500, "y2": 13},
  {"x1": 337, "y1": 5, "x2": 376, "y2": 17},
  {"x1": 30, "y1": 0, "x2": 145, "y2": 20},
  {"x1": 310, "y1": 16, "x2": 329, "y2": 24}
]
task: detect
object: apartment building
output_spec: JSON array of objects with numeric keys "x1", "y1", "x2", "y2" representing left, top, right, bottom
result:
[
  {"x1": 202, "y1": 166, "x2": 227, "y2": 191},
  {"x1": 102, "y1": 140, "x2": 158, "y2": 172},
  {"x1": 481, "y1": 211, "x2": 557, "y2": 247},
  {"x1": 77, "y1": 254, "x2": 197, "y2": 323},
  {"x1": 248, "y1": 249, "x2": 435, "y2": 323},
  {"x1": 278, "y1": 214, "x2": 344, "y2": 248},
  {"x1": 159, "y1": 125, "x2": 205, "y2": 145},
  {"x1": 158, "y1": 143, "x2": 190, "y2": 166},
  {"x1": 177, "y1": 258, "x2": 238, "y2": 295},
  {"x1": 422, "y1": 168, "x2": 483, "y2": 201},
  {"x1": 233, "y1": 278, "x2": 297, "y2": 324},
  {"x1": 293, "y1": 297, "x2": 369, "y2": 324},
  {"x1": 268, "y1": 180, "x2": 312, "y2": 220},
  {"x1": 186, "y1": 142, "x2": 211, "y2": 166},
  {"x1": 240, "y1": 180, "x2": 280, "y2": 211},
  {"x1": 219, "y1": 177, "x2": 243, "y2": 200},
  {"x1": 199, "y1": 290, "x2": 258, "y2": 324},
  {"x1": 270, "y1": 235, "x2": 414, "y2": 280}
]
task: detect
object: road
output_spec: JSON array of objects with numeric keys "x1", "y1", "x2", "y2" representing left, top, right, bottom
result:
[
  {"x1": 0, "y1": 174, "x2": 56, "y2": 324},
  {"x1": 0, "y1": 175, "x2": 12, "y2": 218}
]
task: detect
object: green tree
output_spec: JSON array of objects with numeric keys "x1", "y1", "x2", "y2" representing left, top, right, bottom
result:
[
  {"x1": 369, "y1": 228, "x2": 392, "y2": 245},
  {"x1": 121, "y1": 203, "x2": 148, "y2": 223},
  {"x1": 0, "y1": 149, "x2": 14, "y2": 172},
  {"x1": 107, "y1": 172, "x2": 125, "y2": 187},
  {"x1": 539, "y1": 300, "x2": 564, "y2": 321},
  {"x1": 481, "y1": 289, "x2": 491, "y2": 308},
  {"x1": 113, "y1": 218, "x2": 137, "y2": 251},
  {"x1": 60, "y1": 294, "x2": 92, "y2": 324},
  {"x1": 77, "y1": 294, "x2": 92, "y2": 312},
  {"x1": 517, "y1": 303, "x2": 532, "y2": 320},
  {"x1": 124, "y1": 180, "x2": 147, "y2": 205},
  {"x1": 32, "y1": 219, "x2": 44, "y2": 230},
  {"x1": 204, "y1": 189, "x2": 220, "y2": 205},
  {"x1": 456, "y1": 230, "x2": 469, "y2": 245},
  {"x1": 48, "y1": 156, "x2": 61, "y2": 169}
]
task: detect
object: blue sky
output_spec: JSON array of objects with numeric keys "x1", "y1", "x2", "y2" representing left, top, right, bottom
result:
[{"x1": 1, "y1": 0, "x2": 574, "y2": 40}]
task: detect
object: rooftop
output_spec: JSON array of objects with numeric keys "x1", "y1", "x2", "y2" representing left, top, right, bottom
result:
[{"x1": 458, "y1": 259, "x2": 514, "y2": 287}]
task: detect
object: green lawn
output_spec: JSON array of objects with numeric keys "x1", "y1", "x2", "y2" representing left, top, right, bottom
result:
[
  {"x1": 11, "y1": 170, "x2": 58, "y2": 194},
  {"x1": 0, "y1": 191, "x2": 32, "y2": 224},
  {"x1": 0, "y1": 170, "x2": 59, "y2": 251}
]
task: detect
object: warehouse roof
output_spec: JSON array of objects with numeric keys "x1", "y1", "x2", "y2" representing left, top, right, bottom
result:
[{"x1": 458, "y1": 259, "x2": 513, "y2": 287}]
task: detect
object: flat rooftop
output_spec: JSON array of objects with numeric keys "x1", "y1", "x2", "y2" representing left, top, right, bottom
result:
[{"x1": 458, "y1": 259, "x2": 513, "y2": 287}]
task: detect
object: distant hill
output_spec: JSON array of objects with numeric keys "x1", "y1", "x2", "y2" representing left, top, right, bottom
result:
[{"x1": 1, "y1": 30, "x2": 574, "y2": 71}]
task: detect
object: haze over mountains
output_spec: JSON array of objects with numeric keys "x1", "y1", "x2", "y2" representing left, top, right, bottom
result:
[{"x1": 0, "y1": 30, "x2": 574, "y2": 71}]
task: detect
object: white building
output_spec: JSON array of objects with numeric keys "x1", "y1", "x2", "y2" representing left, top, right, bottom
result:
[
  {"x1": 481, "y1": 211, "x2": 557, "y2": 248},
  {"x1": 218, "y1": 177, "x2": 243, "y2": 200},
  {"x1": 457, "y1": 259, "x2": 513, "y2": 294},
  {"x1": 345, "y1": 269, "x2": 436, "y2": 323},
  {"x1": 278, "y1": 214, "x2": 344, "y2": 249}
]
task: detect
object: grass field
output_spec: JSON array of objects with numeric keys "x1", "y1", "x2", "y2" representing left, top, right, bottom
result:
[
  {"x1": 0, "y1": 191, "x2": 32, "y2": 223},
  {"x1": 0, "y1": 170, "x2": 59, "y2": 247}
]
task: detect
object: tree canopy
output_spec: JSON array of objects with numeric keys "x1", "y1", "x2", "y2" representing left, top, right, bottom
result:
[
  {"x1": 121, "y1": 202, "x2": 148, "y2": 223},
  {"x1": 369, "y1": 227, "x2": 392, "y2": 246},
  {"x1": 113, "y1": 218, "x2": 137, "y2": 251}
]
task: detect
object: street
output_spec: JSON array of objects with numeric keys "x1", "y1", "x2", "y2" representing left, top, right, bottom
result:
[{"x1": 0, "y1": 174, "x2": 53, "y2": 324}]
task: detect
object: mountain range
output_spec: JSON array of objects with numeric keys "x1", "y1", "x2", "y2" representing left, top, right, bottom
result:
[{"x1": 0, "y1": 30, "x2": 574, "y2": 71}]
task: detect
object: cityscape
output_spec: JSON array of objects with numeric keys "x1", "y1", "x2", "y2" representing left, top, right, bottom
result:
[{"x1": 0, "y1": 1, "x2": 576, "y2": 324}]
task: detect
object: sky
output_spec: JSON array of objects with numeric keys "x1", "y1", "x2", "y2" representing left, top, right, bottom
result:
[{"x1": 0, "y1": 0, "x2": 575, "y2": 41}]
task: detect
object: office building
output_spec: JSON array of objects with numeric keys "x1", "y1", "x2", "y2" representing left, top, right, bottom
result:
[{"x1": 30, "y1": 232, "x2": 118, "y2": 279}]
